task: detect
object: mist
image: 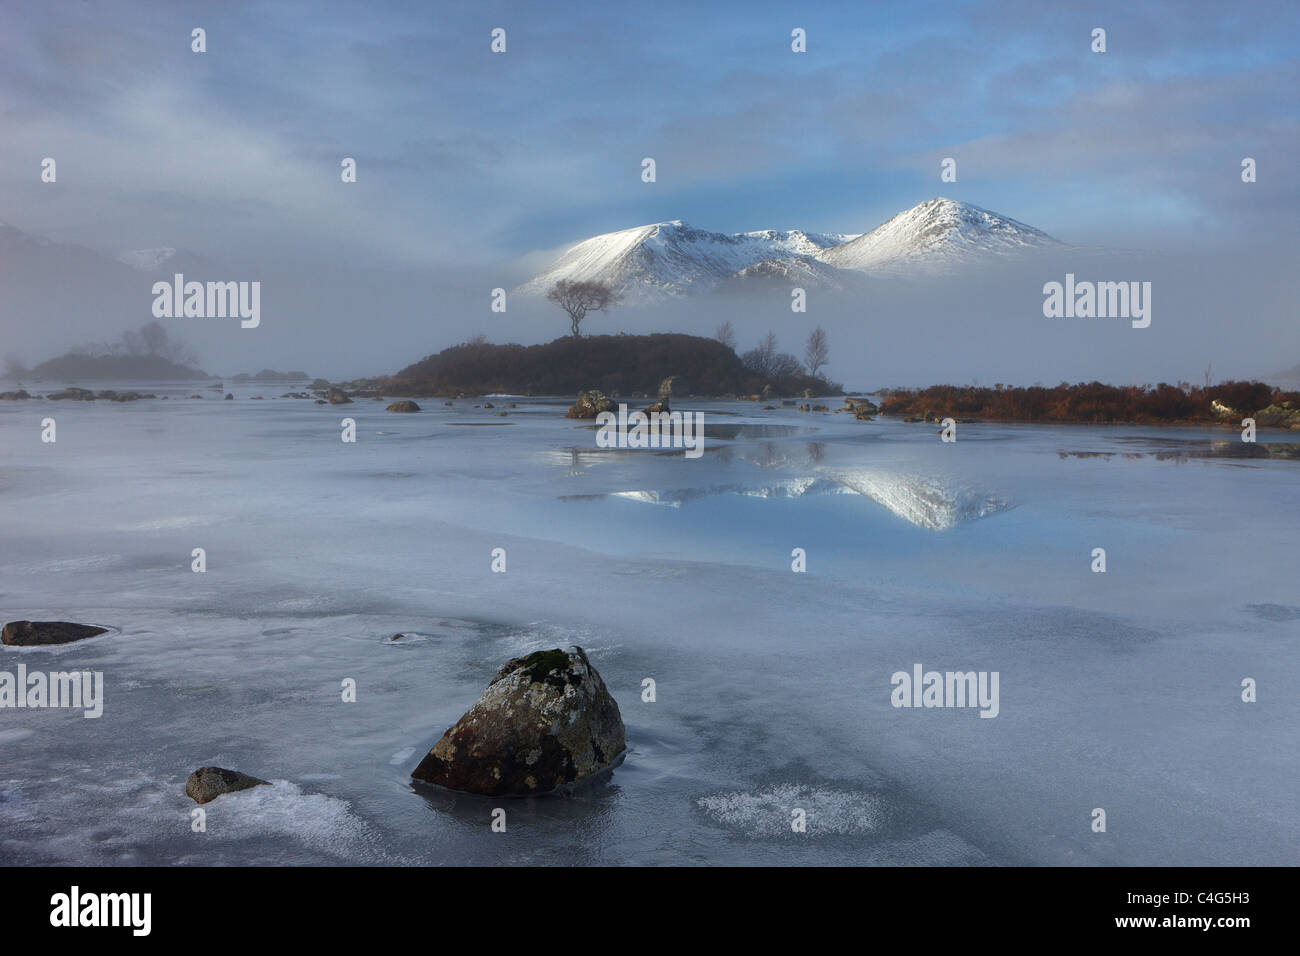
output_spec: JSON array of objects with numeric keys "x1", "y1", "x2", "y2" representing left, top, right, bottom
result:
[{"x1": 3, "y1": 232, "x2": 1295, "y2": 388}]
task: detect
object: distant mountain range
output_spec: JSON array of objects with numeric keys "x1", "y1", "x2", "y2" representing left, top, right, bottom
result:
[{"x1": 515, "y1": 198, "x2": 1064, "y2": 303}]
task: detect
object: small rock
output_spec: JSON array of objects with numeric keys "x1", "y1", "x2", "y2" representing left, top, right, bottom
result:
[
  {"x1": 185, "y1": 766, "x2": 270, "y2": 804},
  {"x1": 386, "y1": 401, "x2": 421, "y2": 413}
]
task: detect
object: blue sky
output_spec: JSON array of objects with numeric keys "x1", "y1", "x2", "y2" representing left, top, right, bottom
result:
[{"x1": 1, "y1": 0, "x2": 1296, "y2": 272}]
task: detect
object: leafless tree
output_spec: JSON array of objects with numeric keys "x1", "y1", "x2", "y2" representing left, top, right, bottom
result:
[
  {"x1": 742, "y1": 331, "x2": 803, "y2": 378},
  {"x1": 805, "y1": 326, "x2": 829, "y2": 378},
  {"x1": 715, "y1": 319, "x2": 737, "y2": 351},
  {"x1": 547, "y1": 279, "x2": 620, "y2": 338},
  {"x1": 742, "y1": 332, "x2": 779, "y2": 376}
]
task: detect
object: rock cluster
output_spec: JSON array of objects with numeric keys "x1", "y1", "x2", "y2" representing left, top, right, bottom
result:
[{"x1": 565, "y1": 390, "x2": 615, "y2": 419}]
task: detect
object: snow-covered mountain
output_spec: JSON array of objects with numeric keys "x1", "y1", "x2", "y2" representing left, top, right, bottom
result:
[
  {"x1": 515, "y1": 220, "x2": 859, "y2": 303},
  {"x1": 117, "y1": 247, "x2": 179, "y2": 271},
  {"x1": 116, "y1": 246, "x2": 209, "y2": 276},
  {"x1": 816, "y1": 198, "x2": 1060, "y2": 275},
  {"x1": 517, "y1": 199, "x2": 1061, "y2": 302}
]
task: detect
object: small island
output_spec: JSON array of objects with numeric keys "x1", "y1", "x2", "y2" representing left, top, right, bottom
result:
[{"x1": 379, "y1": 331, "x2": 837, "y2": 399}]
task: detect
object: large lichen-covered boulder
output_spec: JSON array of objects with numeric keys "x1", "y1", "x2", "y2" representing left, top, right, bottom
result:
[
  {"x1": 185, "y1": 767, "x2": 269, "y2": 804},
  {"x1": 2, "y1": 620, "x2": 108, "y2": 646},
  {"x1": 411, "y1": 646, "x2": 625, "y2": 796},
  {"x1": 565, "y1": 390, "x2": 615, "y2": 420},
  {"x1": 1253, "y1": 401, "x2": 1300, "y2": 429}
]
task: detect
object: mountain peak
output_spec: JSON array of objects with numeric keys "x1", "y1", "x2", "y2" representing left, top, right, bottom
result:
[{"x1": 818, "y1": 198, "x2": 1060, "y2": 275}]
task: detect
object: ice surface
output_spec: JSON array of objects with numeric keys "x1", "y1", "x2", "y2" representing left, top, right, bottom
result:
[{"x1": 1, "y1": 386, "x2": 1297, "y2": 865}]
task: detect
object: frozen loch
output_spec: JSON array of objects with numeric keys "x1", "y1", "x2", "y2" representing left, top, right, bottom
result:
[{"x1": 0, "y1": 388, "x2": 1297, "y2": 865}]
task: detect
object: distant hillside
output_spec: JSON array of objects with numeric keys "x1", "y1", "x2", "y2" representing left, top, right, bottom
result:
[
  {"x1": 28, "y1": 353, "x2": 208, "y2": 381},
  {"x1": 388, "y1": 333, "x2": 834, "y2": 398}
]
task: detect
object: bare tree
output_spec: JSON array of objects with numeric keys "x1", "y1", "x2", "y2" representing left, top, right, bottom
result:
[
  {"x1": 547, "y1": 279, "x2": 620, "y2": 338},
  {"x1": 741, "y1": 331, "x2": 779, "y2": 377},
  {"x1": 805, "y1": 326, "x2": 829, "y2": 378},
  {"x1": 140, "y1": 321, "x2": 170, "y2": 356},
  {"x1": 770, "y1": 351, "x2": 805, "y2": 378},
  {"x1": 742, "y1": 331, "x2": 803, "y2": 379},
  {"x1": 715, "y1": 319, "x2": 737, "y2": 351},
  {"x1": 116, "y1": 321, "x2": 198, "y2": 366}
]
